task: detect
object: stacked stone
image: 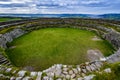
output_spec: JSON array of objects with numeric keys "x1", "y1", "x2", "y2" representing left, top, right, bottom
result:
[
  {"x1": 0, "y1": 18, "x2": 120, "y2": 79},
  {"x1": 103, "y1": 30, "x2": 120, "y2": 49},
  {"x1": 0, "y1": 65, "x2": 11, "y2": 79},
  {"x1": 0, "y1": 53, "x2": 11, "y2": 66},
  {"x1": 0, "y1": 60, "x2": 103, "y2": 80},
  {"x1": 106, "y1": 48, "x2": 120, "y2": 63},
  {"x1": 58, "y1": 61, "x2": 103, "y2": 79},
  {"x1": 0, "y1": 74, "x2": 10, "y2": 80},
  {"x1": 0, "y1": 28, "x2": 26, "y2": 48},
  {"x1": 0, "y1": 19, "x2": 35, "y2": 29}
]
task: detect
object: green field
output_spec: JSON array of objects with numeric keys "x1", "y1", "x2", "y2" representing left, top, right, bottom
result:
[
  {"x1": 0, "y1": 17, "x2": 21, "y2": 22},
  {"x1": 6, "y1": 28, "x2": 114, "y2": 71}
]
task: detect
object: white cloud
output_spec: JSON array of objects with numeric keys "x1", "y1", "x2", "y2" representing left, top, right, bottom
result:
[
  {"x1": 12, "y1": 0, "x2": 33, "y2": 3},
  {"x1": 0, "y1": 7, "x2": 39, "y2": 14},
  {"x1": 0, "y1": 0, "x2": 33, "y2": 4},
  {"x1": 81, "y1": 0, "x2": 103, "y2": 4},
  {"x1": 0, "y1": 0, "x2": 120, "y2": 14}
]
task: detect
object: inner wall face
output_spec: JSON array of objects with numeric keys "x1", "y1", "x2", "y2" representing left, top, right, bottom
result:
[{"x1": 6, "y1": 28, "x2": 114, "y2": 71}]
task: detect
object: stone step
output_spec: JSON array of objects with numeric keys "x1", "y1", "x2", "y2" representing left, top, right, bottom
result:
[
  {"x1": 0, "y1": 59, "x2": 7, "y2": 64},
  {"x1": 0, "y1": 57, "x2": 6, "y2": 60},
  {"x1": 0, "y1": 54, "x2": 11, "y2": 66},
  {"x1": 5, "y1": 62, "x2": 11, "y2": 66},
  {"x1": 0, "y1": 58, "x2": 7, "y2": 62},
  {"x1": 1, "y1": 60, "x2": 9, "y2": 65}
]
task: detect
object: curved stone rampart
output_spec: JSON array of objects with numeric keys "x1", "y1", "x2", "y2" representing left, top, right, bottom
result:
[
  {"x1": 0, "y1": 28, "x2": 26, "y2": 48},
  {"x1": 106, "y1": 48, "x2": 120, "y2": 63},
  {"x1": 0, "y1": 18, "x2": 120, "y2": 79},
  {"x1": 0, "y1": 60, "x2": 104, "y2": 80},
  {"x1": 103, "y1": 30, "x2": 120, "y2": 49}
]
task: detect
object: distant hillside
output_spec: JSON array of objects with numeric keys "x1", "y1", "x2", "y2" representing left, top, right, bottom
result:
[
  {"x1": 0, "y1": 13, "x2": 120, "y2": 20},
  {"x1": 0, "y1": 14, "x2": 90, "y2": 18},
  {"x1": 98, "y1": 14, "x2": 120, "y2": 20}
]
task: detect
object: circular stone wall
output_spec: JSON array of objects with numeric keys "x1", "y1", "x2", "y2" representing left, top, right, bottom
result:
[{"x1": 6, "y1": 28, "x2": 114, "y2": 71}]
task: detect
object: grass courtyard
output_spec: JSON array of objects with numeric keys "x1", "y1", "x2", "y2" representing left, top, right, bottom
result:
[{"x1": 6, "y1": 28, "x2": 114, "y2": 71}]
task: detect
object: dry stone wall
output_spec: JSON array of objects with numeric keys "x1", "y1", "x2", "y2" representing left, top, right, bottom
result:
[
  {"x1": 103, "y1": 30, "x2": 120, "y2": 49},
  {"x1": 0, "y1": 28, "x2": 26, "y2": 67},
  {"x1": 0, "y1": 28, "x2": 26, "y2": 48},
  {"x1": 106, "y1": 48, "x2": 120, "y2": 63},
  {"x1": 0, "y1": 61, "x2": 104, "y2": 80},
  {"x1": 0, "y1": 18, "x2": 120, "y2": 80},
  {"x1": 0, "y1": 49, "x2": 118, "y2": 80}
]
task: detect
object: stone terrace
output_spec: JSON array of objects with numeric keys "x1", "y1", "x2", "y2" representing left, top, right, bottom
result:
[{"x1": 0, "y1": 18, "x2": 120, "y2": 80}]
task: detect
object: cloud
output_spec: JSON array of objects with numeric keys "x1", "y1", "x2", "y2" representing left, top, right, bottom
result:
[
  {"x1": 0, "y1": 0, "x2": 11, "y2": 1},
  {"x1": 81, "y1": 0, "x2": 105, "y2": 4},
  {"x1": 0, "y1": 3, "x2": 28, "y2": 7},
  {"x1": 0, "y1": 0, "x2": 120, "y2": 14}
]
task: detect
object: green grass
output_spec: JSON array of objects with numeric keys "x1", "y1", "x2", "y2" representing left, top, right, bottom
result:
[
  {"x1": 0, "y1": 17, "x2": 21, "y2": 22},
  {"x1": 6, "y1": 28, "x2": 114, "y2": 71},
  {"x1": 93, "y1": 62, "x2": 120, "y2": 80}
]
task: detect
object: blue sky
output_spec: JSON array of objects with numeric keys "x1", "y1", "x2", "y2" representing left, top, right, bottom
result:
[{"x1": 0, "y1": 0, "x2": 120, "y2": 14}]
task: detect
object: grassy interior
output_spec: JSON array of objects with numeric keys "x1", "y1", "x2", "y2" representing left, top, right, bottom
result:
[{"x1": 6, "y1": 28, "x2": 114, "y2": 71}]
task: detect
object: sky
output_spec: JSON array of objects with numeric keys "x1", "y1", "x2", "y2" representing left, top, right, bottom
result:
[{"x1": 0, "y1": 0, "x2": 120, "y2": 14}]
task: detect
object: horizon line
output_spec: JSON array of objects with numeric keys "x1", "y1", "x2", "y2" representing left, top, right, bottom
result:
[{"x1": 0, "y1": 13, "x2": 120, "y2": 15}]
